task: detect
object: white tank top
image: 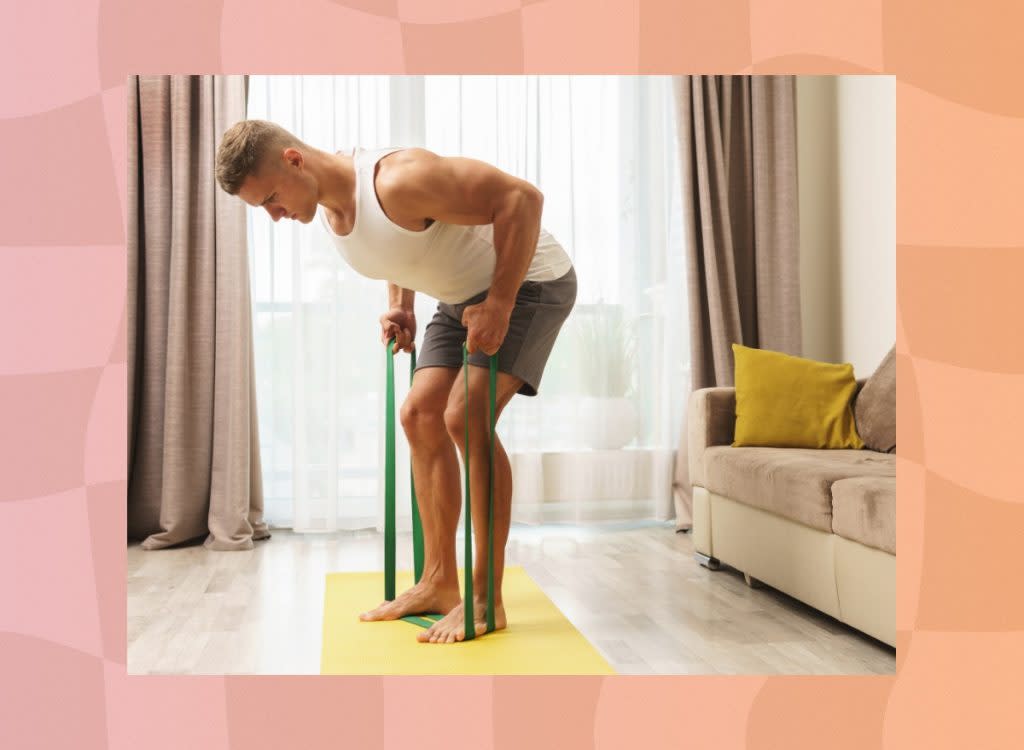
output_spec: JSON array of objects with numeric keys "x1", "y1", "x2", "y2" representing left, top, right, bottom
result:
[{"x1": 319, "y1": 146, "x2": 573, "y2": 304}]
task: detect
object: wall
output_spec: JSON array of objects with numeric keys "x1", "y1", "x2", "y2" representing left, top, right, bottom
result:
[{"x1": 796, "y1": 75, "x2": 895, "y2": 376}]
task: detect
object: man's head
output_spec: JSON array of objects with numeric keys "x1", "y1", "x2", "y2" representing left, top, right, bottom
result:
[{"x1": 216, "y1": 119, "x2": 319, "y2": 223}]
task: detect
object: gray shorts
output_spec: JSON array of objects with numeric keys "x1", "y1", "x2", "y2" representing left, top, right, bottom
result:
[{"x1": 415, "y1": 266, "x2": 577, "y2": 396}]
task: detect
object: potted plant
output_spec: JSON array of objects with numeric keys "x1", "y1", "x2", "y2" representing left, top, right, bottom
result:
[{"x1": 574, "y1": 302, "x2": 639, "y2": 450}]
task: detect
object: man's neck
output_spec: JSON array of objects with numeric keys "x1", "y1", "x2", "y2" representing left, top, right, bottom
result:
[{"x1": 312, "y1": 148, "x2": 356, "y2": 218}]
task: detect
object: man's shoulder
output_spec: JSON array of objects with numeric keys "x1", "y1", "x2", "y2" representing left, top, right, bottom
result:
[
  {"x1": 376, "y1": 148, "x2": 440, "y2": 201},
  {"x1": 377, "y1": 147, "x2": 436, "y2": 179},
  {"x1": 373, "y1": 148, "x2": 442, "y2": 228}
]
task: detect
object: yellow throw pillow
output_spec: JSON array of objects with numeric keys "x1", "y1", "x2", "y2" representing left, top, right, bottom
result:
[{"x1": 732, "y1": 343, "x2": 864, "y2": 449}]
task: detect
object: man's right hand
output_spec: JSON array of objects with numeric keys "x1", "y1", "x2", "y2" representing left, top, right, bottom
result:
[{"x1": 380, "y1": 307, "x2": 416, "y2": 353}]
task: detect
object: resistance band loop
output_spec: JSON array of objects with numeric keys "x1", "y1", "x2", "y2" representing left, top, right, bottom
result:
[
  {"x1": 384, "y1": 338, "x2": 497, "y2": 641},
  {"x1": 409, "y1": 348, "x2": 424, "y2": 583},
  {"x1": 463, "y1": 346, "x2": 473, "y2": 638},
  {"x1": 486, "y1": 350, "x2": 497, "y2": 634},
  {"x1": 461, "y1": 343, "x2": 498, "y2": 640},
  {"x1": 385, "y1": 339, "x2": 425, "y2": 600},
  {"x1": 384, "y1": 339, "x2": 396, "y2": 601}
]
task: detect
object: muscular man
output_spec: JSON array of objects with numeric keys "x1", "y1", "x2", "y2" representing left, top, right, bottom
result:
[{"x1": 215, "y1": 120, "x2": 576, "y2": 643}]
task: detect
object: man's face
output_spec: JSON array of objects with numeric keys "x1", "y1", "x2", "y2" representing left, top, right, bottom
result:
[{"x1": 238, "y1": 148, "x2": 316, "y2": 224}]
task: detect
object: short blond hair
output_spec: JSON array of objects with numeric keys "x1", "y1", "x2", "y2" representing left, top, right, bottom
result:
[{"x1": 215, "y1": 119, "x2": 308, "y2": 195}]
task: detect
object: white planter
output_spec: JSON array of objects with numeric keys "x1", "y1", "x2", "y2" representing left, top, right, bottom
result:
[{"x1": 578, "y1": 396, "x2": 639, "y2": 450}]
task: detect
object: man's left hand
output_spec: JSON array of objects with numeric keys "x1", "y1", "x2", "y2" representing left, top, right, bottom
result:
[{"x1": 462, "y1": 298, "x2": 512, "y2": 355}]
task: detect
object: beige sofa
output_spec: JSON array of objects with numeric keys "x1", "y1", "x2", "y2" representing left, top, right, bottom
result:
[{"x1": 686, "y1": 382, "x2": 896, "y2": 647}]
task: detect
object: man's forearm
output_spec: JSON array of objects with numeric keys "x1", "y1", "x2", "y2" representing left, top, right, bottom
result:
[
  {"x1": 487, "y1": 189, "x2": 543, "y2": 311},
  {"x1": 388, "y1": 282, "x2": 415, "y2": 311}
]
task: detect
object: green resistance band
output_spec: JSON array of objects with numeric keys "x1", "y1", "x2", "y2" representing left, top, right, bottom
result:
[
  {"x1": 383, "y1": 337, "x2": 497, "y2": 640},
  {"x1": 384, "y1": 337, "x2": 424, "y2": 601},
  {"x1": 462, "y1": 342, "x2": 498, "y2": 640}
]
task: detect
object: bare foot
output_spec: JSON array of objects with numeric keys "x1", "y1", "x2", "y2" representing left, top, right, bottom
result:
[
  {"x1": 416, "y1": 598, "x2": 507, "y2": 643},
  {"x1": 359, "y1": 579, "x2": 461, "y2": 621}
]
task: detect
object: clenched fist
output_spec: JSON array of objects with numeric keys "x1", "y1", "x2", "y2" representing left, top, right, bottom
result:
[
  {"x1": 380, "y1": 307, "x2": 416, "y2": 353},
  {"x1": 461, "y1": 299, "x2": 511, "y2": 356}
]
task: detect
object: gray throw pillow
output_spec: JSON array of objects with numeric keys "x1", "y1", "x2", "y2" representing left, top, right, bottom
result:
[{"x1": 854, "y1": 346, "x2": 896, "y2": 453}]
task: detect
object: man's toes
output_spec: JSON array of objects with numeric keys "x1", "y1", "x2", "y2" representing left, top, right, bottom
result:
[{"x1": 359, "y1": 602, "x2": 388, "y2": 621}]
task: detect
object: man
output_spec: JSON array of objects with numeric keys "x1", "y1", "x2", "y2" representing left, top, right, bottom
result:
[{"x1": 215, "y1": 120, "x2": 576, "y2": 644}]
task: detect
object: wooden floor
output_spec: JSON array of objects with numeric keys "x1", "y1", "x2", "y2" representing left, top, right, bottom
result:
[{"x1": 127, "y1": 521, "x2": 896, "y2": 675}]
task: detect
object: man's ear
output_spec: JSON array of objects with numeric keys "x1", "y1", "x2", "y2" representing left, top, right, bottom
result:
[{"x1": 282, "y1": 146, "x2": 304, "y2": 169}]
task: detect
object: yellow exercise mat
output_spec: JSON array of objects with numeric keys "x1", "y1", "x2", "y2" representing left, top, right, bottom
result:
[{"x1": 320, "y1": 565, "x2": 616, "y2": 675}]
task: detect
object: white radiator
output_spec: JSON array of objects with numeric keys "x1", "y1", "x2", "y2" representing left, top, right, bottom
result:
[{"x1": 509, "y1": 448, "x2": 675, "y2": 522}]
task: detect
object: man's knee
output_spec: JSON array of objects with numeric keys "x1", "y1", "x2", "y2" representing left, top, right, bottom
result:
[
  {"x1": 401, "y1": 396, "x2": 445, "y2": 438},
  {"x1": 442, "y1": 403, "x2": 467, "y2": 443},
  {"x1": 444, "y1": 403, "x2": 500, "y2": 447}
]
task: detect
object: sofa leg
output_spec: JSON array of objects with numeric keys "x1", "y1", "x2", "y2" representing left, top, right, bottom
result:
[
  {"x1": 695, "y1": 551, "x2": 720, "y2": 570},
  {"x1": 743, "y1": 573, "x2": 763, "y2": 589}
]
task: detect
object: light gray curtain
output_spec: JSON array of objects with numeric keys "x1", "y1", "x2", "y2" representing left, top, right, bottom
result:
[
  {"x1": 127, "y1": 75, "x2": 269, "y2": 550},
  {"x1": 670, "y1": 75, "x2": 802, "y2": 528}
]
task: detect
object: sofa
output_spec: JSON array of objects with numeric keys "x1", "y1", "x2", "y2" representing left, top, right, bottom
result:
[{"x1": 685, "y1": 354, "x2": 896, "y2": 648}]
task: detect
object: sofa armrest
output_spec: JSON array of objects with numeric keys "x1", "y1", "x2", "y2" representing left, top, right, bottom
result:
[{"x1": 688, "y1": 387, "x2": 736, "y2": 488}]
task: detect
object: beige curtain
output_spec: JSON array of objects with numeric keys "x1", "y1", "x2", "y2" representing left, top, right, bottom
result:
[
  {"x1": 670, "y1": 75, "x2": 802, "y2": 528},
  {"x1": 127, "y1": 75, "x2": 269, "y2": 550}
]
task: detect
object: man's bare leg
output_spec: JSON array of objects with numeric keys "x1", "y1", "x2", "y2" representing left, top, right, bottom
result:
[
  {"x1": 360, "y1": 366, "x2": 464, "y2": 621},
  {"x1": 418, "y1": 367, "x2": 522, "y2": 643}
]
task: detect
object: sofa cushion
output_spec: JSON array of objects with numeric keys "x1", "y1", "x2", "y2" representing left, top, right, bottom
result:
[
  {"x1": 703, "y1": 446, "x2": 896, "y2": 532},
  {"x1": 854, "y1": 345, "x2": 896, "y2": 453},
  {"x1": 831, "y1": 476, "x2": 896, "y2": 554},
  {"x1": 731, "y1": 343, "x2": 864, "y2": 450}
]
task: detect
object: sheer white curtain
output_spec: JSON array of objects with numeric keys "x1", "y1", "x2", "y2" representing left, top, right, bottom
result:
[{"x1": 247, "y1": 76, "x2": 689, "y2": 531}]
